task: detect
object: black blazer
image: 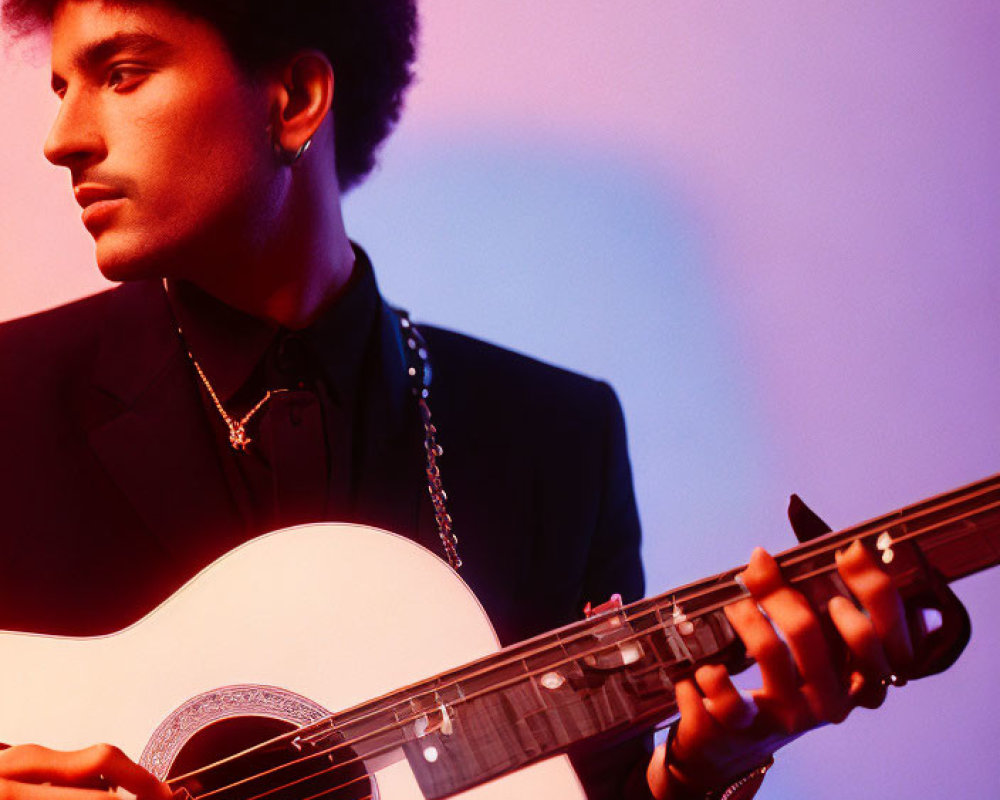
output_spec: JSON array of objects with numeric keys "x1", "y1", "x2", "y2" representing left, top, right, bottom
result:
[{"x1": 0, "y1": 280, "x2": 650, "y2": 797}]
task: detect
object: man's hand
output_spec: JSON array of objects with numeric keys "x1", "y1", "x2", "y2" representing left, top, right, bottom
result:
[
  {"x1": 0, "y1": 744, "x2": 173, "y2": 800},
  {"x1": 647, "y1": 540, "x2": 914, "y2": 799}
]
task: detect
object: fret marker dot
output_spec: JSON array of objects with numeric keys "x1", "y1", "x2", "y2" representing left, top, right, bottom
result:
[
  {"x1": 423, "y1": 746, "x2": 439, "y2": 763},
  {"x1": 618, "y1": 642, "x2": 643, "y2": 665},
  {"x1": 876, "y1": 531, "x2": 895, "y2": 564},
  {"x1": 540, "y1": 671, "x2": 565, "y2": 690}
]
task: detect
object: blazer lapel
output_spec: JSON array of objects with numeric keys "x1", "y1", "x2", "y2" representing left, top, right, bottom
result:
[
  {"x1": 353, "y1": 298, "x2": 435, "y2": 548},
  {"x1": 86, "y1": 282, "x2": 245, "y2": 573}
]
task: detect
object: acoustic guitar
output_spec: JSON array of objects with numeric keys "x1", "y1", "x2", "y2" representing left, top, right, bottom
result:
[{"x1": 2, "y1": 474, "x2": 997, "y2": 800}]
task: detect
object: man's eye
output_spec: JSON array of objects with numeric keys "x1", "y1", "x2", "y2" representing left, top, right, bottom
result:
[{"x1": 107, "y1": 66, "x2": 147, "y2": 91}]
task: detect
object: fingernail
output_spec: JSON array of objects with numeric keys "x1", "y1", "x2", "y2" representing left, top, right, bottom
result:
[{"x1": 737, "y1": 690, "x2": 760, "y2": 728}]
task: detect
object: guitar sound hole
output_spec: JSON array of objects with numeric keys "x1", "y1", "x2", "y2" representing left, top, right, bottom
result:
[{"x1": 167, "y1": 716, "x2": 373, "y2": 800}]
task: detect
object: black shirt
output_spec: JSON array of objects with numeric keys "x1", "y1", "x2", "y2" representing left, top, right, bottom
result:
[{"x1": 166, "y1": 247, "x2": 397, "y2": 533}]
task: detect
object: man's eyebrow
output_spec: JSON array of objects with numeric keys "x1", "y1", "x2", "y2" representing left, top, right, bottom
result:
[{"x1": 51, "y1": 31, "x2": 173, "y2": 90}]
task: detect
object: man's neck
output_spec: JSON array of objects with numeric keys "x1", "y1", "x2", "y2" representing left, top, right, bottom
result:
[
  {"x1": 178, "y1": 161, "x2": 357, "y2": 330},
  {"x1": 224, "y1": 235, "x2": 357, "y2": 330}
]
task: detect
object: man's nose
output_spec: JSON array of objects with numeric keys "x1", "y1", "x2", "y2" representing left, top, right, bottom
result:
[{"x1": 43, "y1": 90, "x2": 105, "y2": 168}]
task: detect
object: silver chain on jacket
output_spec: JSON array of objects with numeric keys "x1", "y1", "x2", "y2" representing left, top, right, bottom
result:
[{"x1": 395, "y1": 310, "x2": 461, "y2": 571}]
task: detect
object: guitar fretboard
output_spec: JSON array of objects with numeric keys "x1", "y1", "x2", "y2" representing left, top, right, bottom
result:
[
  {"x1": 175, "y1": 474, "x2": 1000, "y2": 800},
  {"x1": 327, "y1": 474, "x2": 1000, "y2": 798}
]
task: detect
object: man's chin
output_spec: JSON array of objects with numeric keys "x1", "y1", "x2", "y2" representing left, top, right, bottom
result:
[
  {"x1": 94, "y1": 238, "x2": 172, "y2": 283},
  {"x1": 95, "y1": 256, "x2": 157, "y2": 284}
]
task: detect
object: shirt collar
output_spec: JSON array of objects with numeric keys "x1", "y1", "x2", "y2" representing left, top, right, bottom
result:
[
  {"x1": 300, "y1": 245, "x2": 379, "y2": 405},
  {"x1": 165, "y1": 244, "x2": 380, "y2": 407}
]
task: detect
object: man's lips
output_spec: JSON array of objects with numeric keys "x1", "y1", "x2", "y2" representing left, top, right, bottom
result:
[
  {"x1": 74, "y1": 184, "x2": 126, "y2": 231},
  {"x1": 74, "y1": 183, "x2": 124, "y2": 209}
]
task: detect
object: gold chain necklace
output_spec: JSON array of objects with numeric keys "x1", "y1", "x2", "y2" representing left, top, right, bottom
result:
[
  {"x1": 165, "y1": 280, "x2": 287, "y2": 451},
  {"x1": 183, "y1": 347, "x2": 288, "y2": 451}
]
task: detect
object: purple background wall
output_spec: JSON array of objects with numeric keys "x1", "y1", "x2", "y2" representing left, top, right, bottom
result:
[{"x1": 2, "y1": 3, "x2": 997, "y2": 797}]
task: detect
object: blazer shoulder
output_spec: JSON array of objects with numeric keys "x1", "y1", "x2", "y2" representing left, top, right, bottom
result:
[
  {"x1": 416, "y1": 324, "x2": 627, "y2": 455},
  {"x1": 0, "y1": 288, "x2": 116, "y2": 362},
  {"x1": 419, "y1": 324, "x2": 616, "y2": 406}
]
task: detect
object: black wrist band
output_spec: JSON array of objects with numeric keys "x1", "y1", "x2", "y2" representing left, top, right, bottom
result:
[{"x1": 663, "y1": 725, "x2": 773, "y2": 800}]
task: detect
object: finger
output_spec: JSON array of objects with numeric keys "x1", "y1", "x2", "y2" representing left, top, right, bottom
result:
[
  {"x1": 0, "y1": 779, "x2": 132, "y2": 800},
  {"x1": 673, "y1": 677, "x2": 716, "y2": 749},
  {"x1": 827, "y1": 594, "x2": 891, "y2": 679},
  {"x1": 694, "y1": 664, "x2": 758, "y2": 730},
  {"x1": 739, "y1": 549, "x2": 846, "y2": 723},
  {"x1": 725, "y1": 596, "x2": 810, "y2": 734},
  {"x1": 0, "y1": 745, "x2": 171, "y2": 800},
  {"x1": 844, "y1": 669, "x2": 890, "y2": 710},
  {"x1": 827, "y1": 594, "x2": 893, "y2": 710},
  {"x1": 836, "y1": 540, "x2": 913, "y2": 672}
]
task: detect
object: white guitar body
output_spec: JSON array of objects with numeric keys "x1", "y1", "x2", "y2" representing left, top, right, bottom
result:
[{"x1": 0, "y1": 525, "x2": 586, "y2": 799}]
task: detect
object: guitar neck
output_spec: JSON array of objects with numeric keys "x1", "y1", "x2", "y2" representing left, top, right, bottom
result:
[
  {"x1": 774, "y1": 472, "x2": 1000, "y2": 587},
  {"x1": 317, "y1": 474, "x2": 1000, "y2": 799},
  {"x1": 642, "y1": 472, "x2": 1000, "y2": 639}
]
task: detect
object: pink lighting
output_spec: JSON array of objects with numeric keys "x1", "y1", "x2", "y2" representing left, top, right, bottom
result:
[{"x1": 2, "y1": 3, "x2": 997, "y2": 797}]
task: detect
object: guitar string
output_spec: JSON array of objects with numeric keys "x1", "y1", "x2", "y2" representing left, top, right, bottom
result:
[
  {"x1": 211, "y1": 479, "x2": 999, "y2": 774},
  {"x1": 175, "y1": 476, "x2": 999, "y2": 789},
  {"x1": 244, "y1": 764, "x2": 374, "y2": 800},
  {"x1": 184, "y1": 534, "x2": 995, "y2": 800},
  {"x1": 289, "y1": 770, "x2": 372, "y2": 800},
  {"x1": 164, "y1": 485, "x2": 997, "y2": 788},
  {"x1": 778, "y1": 480, "x2": 1000, "y2": 572},
  {"x1": 244, "y1": 761, "x2": 375, "y2": 800},
  {"x1": 167, "y1": 490, "x2": 1000, "y2": 799},
  {"x1": 183, "y1": 546, "x2": 924, "y2": 800},
  {"x1": 278, "y1": 775, "x2": 372, "y2": 800},
  {"x1": 175, "y1": 495, "x2": 1000, "y2": 800},
  {"x1": 176, "y1": 504, "x2": 1000, "y2": 800},
  {"x1": 301, "y1": 781, "x2": 371, "y2": 800},
  {"x1": 180, "y1": 558, "x2": 951, "y2": 800}
]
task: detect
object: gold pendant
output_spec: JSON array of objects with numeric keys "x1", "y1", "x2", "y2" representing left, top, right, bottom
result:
[{"x1": 228, "y1": 422, "x2": 252, "y2": 451}]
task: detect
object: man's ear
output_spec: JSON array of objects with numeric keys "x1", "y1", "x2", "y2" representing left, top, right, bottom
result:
[{"x1": 270, "y1": 50, "x2": 334, "y2": 157}]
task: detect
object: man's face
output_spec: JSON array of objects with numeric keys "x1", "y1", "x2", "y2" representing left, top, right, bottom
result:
[{"x1": 46, "y1": 0, "x2": 277, "y2": 281}]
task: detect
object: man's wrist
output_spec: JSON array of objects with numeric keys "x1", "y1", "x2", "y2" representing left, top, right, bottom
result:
[
  {"x1": 658, "y1": 726, "x2": 773, "y2": 800},
  {"x1": 662, "y1": 756, "x2": 772, "y2": 800}
]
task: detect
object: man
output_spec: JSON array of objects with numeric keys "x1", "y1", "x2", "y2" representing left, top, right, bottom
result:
[{"x1": 0, "y1": 1, "x2": 919, "y2": 798}]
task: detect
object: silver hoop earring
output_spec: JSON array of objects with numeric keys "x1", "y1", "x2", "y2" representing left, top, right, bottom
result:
[
  {"x1": 290, "y1": 138, "x2": 312, "y2": 164},
  {"x1": 271, "y1": 136, "x2": 312, "y2": 166}
]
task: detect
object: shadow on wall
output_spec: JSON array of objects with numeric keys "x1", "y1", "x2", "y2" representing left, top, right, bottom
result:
[{"x1": 344, "y1": 133, "x2": 772, "y2": 592}]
